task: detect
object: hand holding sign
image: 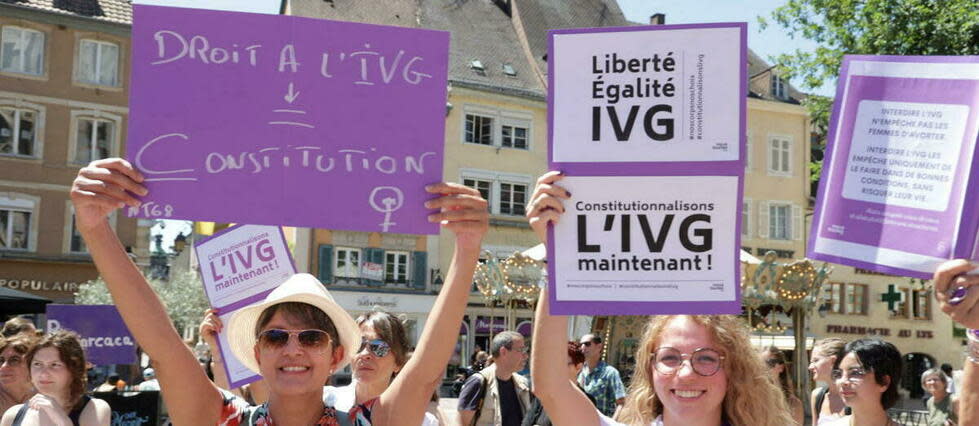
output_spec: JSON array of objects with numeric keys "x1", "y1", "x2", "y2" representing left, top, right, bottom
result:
[
  {"x1": 70, "y1": 159, "x2": 148, "y2": 231},
  {"x1": 424, "y1": 183, "x2": 489, "y2": 252},
  {"x1": 934, "y1": 260, "x2": 979, "y2": 330},
  {"x1": 526, "y1": 171, "x2": 570, "y2": 244}
]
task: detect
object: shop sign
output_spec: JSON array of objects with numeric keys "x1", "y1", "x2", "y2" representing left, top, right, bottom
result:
[
  {"x1": 357, "y1": 296, "x2": 398, "y2": 309},
  {"x1": 0, "y1": 279, "x2": 80, "y2": 293},
  {"x1": 826, "y1": 324, "x2": 933, "y2": 339},
  {"x1": 475, "y1": 317, "x2": 506, "y2": 334}
]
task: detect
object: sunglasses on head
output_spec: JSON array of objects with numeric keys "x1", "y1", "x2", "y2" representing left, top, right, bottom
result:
[
  {"x1": 358, "y1": 338, "x2": 391, "y2": 358},
  {"x1": 257, "y1": 329, "x2": 331, "y2": 353}
]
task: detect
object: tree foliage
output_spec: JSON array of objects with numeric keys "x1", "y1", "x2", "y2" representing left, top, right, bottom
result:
[
  {"x1": 75, "y1": 270, "x2": 209, "y2": 335},
  {"x1": 762, "y1": 0, "x2": 979, "y2": 131}
]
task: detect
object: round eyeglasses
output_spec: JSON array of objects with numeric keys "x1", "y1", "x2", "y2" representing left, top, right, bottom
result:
[
  {"x1": 652, "y1": 347, "x2": 725, "y2": 376},
  {"x1": 258, "y1": 329, "x2": 332, "y2": 353},
  {"x1": 358, "y1": 338, "x2": 392, "y2": 358}
]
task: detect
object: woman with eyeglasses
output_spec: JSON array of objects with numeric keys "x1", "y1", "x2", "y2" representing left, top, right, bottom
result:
[
  {"x1": 822, "y1": 339, "x2": 902, "y2": 426},
  {"x1": 1, "y1": 331, "x2": 111, "y2": 426},
  {"x1": 760, "y1": 347, "x2": 803, "y2": 425},
  {"x1": 70, "y1": 158, "x2": 489, "y2": 425},
  {"x1": 524, "y1": 171, "x2": 792, "y2": 426}
]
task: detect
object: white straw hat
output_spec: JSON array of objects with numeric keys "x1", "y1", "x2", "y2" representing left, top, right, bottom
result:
[{"x1": 226, "y1": 273, "x2": 361, "y2": 374}]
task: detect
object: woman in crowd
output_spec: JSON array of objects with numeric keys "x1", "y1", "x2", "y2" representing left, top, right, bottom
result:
[
  {"x1": 807, "y1": 338, "x2": 848, "y2": 426},
  {"x1": 760, "y1": 346, "x2": 803, "y2": 425},
  {"x1": 932, "y1": 260, "x2": 979, "y2": 425},
  {"x1": 822, "y1": 339, "x2": 902, "y2": 426},
  {"x1": 0, "y1": 335, "x2": 37, "y2": 415},
  {"x1": 201, "y1": 309, "x2": 440, "y2": 424},
  {"x1": 522, "y1": 341, "x2": 596, "y2": 426},
  {"x1": 0, "y1": 331, "x2": 110, "y2": 426},
  {"x1": 70, "y1": 158, "x2": 488, "y2": 425},
  {"x1": 525, "y1": 171, "x2": 792, "y2": 426},
  {"x1": 921, "y1": 368, "x2": 957, "y2": 426}
]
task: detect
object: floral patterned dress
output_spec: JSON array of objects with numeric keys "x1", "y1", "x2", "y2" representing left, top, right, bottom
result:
[{"x1": 217, "y1": 390, "x2": 350, "y2": 426}]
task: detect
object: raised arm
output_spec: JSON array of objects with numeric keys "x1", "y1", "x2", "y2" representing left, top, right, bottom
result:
[
  {"x1": 71, "y1": 159, "x2": 222, "y2": 424},
  {"x1": 932, "y1": 260, "x2": 979, "y2": 426},
  {"x1": 374, "y1": 183, "x2": 488, "y2": 426},
  {"x1": 527, "y1": 171, "x2": 601, "y2": 425}
]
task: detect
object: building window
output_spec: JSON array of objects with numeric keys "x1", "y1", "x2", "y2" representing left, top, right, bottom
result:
[
  {"x1": 462, "y1": 170, "x2": 532, "y2": 217},
  {"x1": 0, "y1": 106, "x2": 37, "y2": 157},
  {"x1": 501, "y1": 125, "x2": 528, "y2": 149},
  {"x1": 742, "y1": 200, "x2": 751, "y2": 237},
  {"x1": 73, "y1": 117, "x2": 114, "y2": 164},
  {"x1": 845, "y1": 284, "x2": 868, "y2": 315},
  {"x1": 768, "y1": 136, "x2": 791, "y2": 175},
  {"x1": 465, "y1": 114, "x2": 493, "y2": 145},
  {"x1": 771, "y1": 75, "x2": 786, "y2": 99},
  {"x1": 0, "y1": 208, "x2": 30, "y2": 250},
  {"x1": 76, "y1": 40, "x2": 119, "y2": 86},
  {"x1": 0, "y1": 26, "x2": 44, "y2": 76},
  {"x1": 769, "y1": 203, "x2": 791, "y2": 240},
  {"x1": 68, "y1": 212, "x2": 86, "y2": 253},
  {"x1": 385, "y1": 251, "x2": 409, "y2": 284},
  {"x1": 825, "y1": 282, "x2": 844, "y2": 314},
  {"x1": 912, "y1": 289, "x2": 930, "y2": 320},
  {"x1": 463, "y1": 178, "x2": 492, "y2": 207},
  {"x1": 499, "y1": 182, "x2": 526, "y2": 216},
  {"x1": 745, "y1": 132, "x2": 752, "y2": 171},
  {"x1": 334, "y1": 247, "x2": 360, "y2": 278}
]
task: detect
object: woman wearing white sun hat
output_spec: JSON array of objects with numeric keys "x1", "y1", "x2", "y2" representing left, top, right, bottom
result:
[{"x1": 69, "y1": 158, "x2": 489, "y2": 426}]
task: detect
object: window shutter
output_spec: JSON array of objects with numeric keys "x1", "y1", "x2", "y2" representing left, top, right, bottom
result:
[
  {"x1": 363, "y1": 248, "x2": 385, "y2": 286},
  {"x1": 758, "y1": 201, "x2": 770, "y2": 239},
  {"x1": 792, "y1": 204, "x2": 802, "y2": 241},
  {"x1": 767, "y1": 139, "x2": 776, "y2": 174},
  {"x1": 861, "y1": 285, "x2": 869, "y2": 315},
  {"x1": 317, "y1": 244, "x2": 333, "y2": 284},
  {"x1": 411, "y1": 251, "x2": 427, "y2": 290},
  {"x1": 743, "y1": 200, "x2": 752, "y2": 238}
]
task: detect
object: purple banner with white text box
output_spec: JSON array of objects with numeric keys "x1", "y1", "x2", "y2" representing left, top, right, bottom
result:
[
  {"x1": 46, "y1": 305, "x2": 136, "y2": 365},
  {"x1": 809, "y1": 55, "x2": 979, "y2": 279},
  {"x1": 547, "y1": 23, "x2": 746, "y2": 315},
  {"x1": 126, "y1": 5, "x2": 448, "y2": 234}
]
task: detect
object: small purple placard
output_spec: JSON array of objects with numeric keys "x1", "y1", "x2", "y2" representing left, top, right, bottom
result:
[
  {"x1": 809, "y1": 55, "x2": 979, "y2": 279},
  {"x1": 194, "y1": 224, "x2": 297, "y2": 388},
  {"x1": 546, "y1": 23, "x2": 746, "y2": 315},
  {"x1": 46, "y1": 305, "x2": 136, "y2": 365},
  {"x1": 125, "y1": 5, "x2": 448, "y2": 235}
]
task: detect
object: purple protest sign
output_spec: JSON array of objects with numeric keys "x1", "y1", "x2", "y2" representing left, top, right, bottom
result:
[
  {"x1": 546, "y1": 23, "x2": 746, "y2": 315},
  {"x1": 125, "y1": 5, "x2": 448, "y2": 235},
  {"x1": 46, "y1": 305, "x2": 136, "y2": 365},
  {"x1": 194, "y1": 224, "x2": 296, "y2": 388},
  {"x1": 810, "y1": 55, "x2": 979, "y2": 279}
]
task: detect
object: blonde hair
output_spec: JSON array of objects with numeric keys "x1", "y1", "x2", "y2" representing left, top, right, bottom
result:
[{"x1": 615, "y1": 315, "x2": 793, "y2": 426}]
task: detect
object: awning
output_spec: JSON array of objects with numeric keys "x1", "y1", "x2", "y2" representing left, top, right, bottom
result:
[
  {"x1": 750, "y1": 335, "x2": 815, "y2": 351},
  {"x1": 522, "y1": 244, "x2": 546, "y2": 262},
  {"x1": 0, "y1": 286, "x2": 52, "y2": 315},
  {"x1": 741, "y1": 249, "x2": 762, "y2": 264}
]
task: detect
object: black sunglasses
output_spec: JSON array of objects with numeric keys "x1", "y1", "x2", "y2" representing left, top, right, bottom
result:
[
  {"x1": 258, "y1": 329, "x2": 331, "y2": 353},
  {"x1": 358, "y1": 338, "x2": 392, "y2": 358}
]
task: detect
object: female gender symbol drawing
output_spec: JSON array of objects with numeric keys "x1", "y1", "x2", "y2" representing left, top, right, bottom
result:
[{"x1": 369, "y1": 186, "x2": 404, "y2": 232}]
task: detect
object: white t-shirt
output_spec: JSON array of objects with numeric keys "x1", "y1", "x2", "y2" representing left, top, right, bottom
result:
[
  {"x1": 598, "y1": 412, "x2": 660, "y2": 426},
  {"x1": 323, "y1": 384, "x2": 439, "y2": 426}
]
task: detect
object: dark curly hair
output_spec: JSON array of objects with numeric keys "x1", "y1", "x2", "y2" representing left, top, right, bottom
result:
[
  {"x1": 845, "y1": 339, "x2": 903, "y2": 409},
  {"x1": 27, "y1": 331, "x2": 88, "y2": 410}
]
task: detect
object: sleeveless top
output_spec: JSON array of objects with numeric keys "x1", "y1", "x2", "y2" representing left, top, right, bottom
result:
[
  {"x1": 926, "y1": 395, "x2": 956, "y2": 426},
  {"x1": 12, "y1": 395, "x2": 91, "y2": 426}
]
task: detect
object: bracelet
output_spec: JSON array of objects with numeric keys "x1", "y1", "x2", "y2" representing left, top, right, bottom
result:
[{"x1": 966, "y1": 330, "x2": 979, "y2": 364}]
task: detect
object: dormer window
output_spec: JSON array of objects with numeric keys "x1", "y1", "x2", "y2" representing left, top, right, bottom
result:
[{"x1": 771, "y1": 74, "x2": 787, "y2": 100}]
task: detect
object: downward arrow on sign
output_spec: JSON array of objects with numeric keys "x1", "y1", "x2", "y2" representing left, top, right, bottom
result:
[{"x1": 284, "y1": 83, "x2": 300, "y2": 104}]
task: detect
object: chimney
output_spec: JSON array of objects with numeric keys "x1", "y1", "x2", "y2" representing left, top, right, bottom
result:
[{"x1": 650, "y1": 13, "x2": 665, "y2": 25}]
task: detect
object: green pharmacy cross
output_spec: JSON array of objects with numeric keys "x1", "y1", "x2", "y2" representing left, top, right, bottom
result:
[{"x1": 880, "y1": 284, "x2": 905, "y2": 311}]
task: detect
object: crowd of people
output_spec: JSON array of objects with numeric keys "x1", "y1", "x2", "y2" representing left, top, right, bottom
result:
[
  {"x1": 0, "y1": 159, "x2": 972, "y2": 425},
  {"x1": 0, "y1": 319, "x2": 111, "y2": 425}
]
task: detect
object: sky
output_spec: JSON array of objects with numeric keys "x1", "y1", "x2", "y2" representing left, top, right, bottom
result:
[
  {"x1": 615, "y1": 0, "x2": 832, "y2": 96},
  {"x1": 142, "y1": 0, "x2": 833, "y2": 250}
]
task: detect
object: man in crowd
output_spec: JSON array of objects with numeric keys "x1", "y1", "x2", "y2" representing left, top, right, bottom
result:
[
  {"x1": 458, "y1": 331, "x2": 531, "y2": 426},
  {"x1": 138, "y1": 367, "x2": 160, "y2": 391},
  {"x1": 577, "y1": 333, "x2": 626, "y2": 418}
]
